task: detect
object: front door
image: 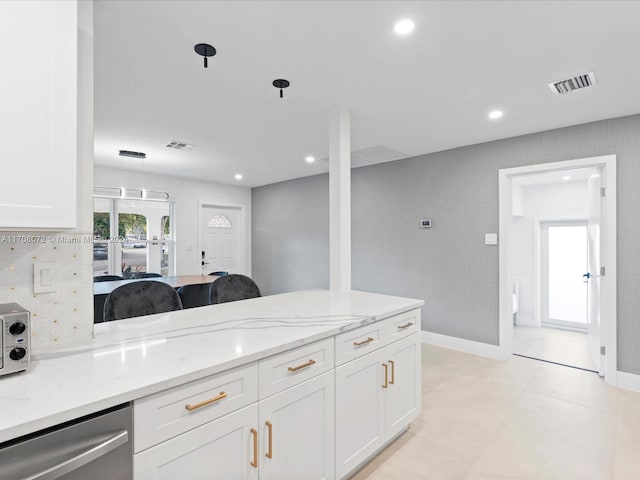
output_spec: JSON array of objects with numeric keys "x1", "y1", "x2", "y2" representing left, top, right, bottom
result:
[{"x1": 200, "y1": 206, "x2": 240, "y2": 275}]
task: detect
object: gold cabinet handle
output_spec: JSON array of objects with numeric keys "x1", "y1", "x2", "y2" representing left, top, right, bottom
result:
[
  {"x1": 382, "y1": 363, "x2": 389, "y2": 389},
  {"x1": 288, "y1": 359, "x2": 316, "y2": 372},
  {"x1": 250, "y1": 428, "x2": 258, "y2": 468},
  {"x1": 389, "y1": 360, "x2": 395, "y2": 385},
  {"x1": 353, "y1": 337, "x2": 374, "y2": 346},
  {"x1": 397, "y1": 322, "x2": 413, "y2": 330},
  {"x1": 184, "y1": 391, "x2": 227, "y2": 411},
  {"x1": 265, "y1": 421, "x2": 273, "y2": 459}
]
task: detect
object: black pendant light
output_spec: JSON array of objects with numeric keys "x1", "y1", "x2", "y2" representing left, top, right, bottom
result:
[
  {"x1": 272, "y1": 79, "x2": 290, "y2": 98},
  {"x1": 194, "y1": 43, "x2": 216, "y2": 68}
]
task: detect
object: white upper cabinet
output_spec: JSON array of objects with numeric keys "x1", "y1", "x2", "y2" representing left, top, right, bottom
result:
[{"x1": 0, "y1": 1, "x2": 77, "y2": 229}]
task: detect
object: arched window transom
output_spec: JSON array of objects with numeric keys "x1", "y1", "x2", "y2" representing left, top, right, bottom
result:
[{"x1": 208, "y1": 214, "x2": 232, "y2": 228}]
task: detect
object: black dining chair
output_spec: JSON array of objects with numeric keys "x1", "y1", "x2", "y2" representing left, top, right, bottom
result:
[
  {"x1": 93, "y1": 275, "x2": 125, "y2": 282},
  {"x1": 210, "y1": 274, "x2": 261, "y2": 305},
  {"x1": 132, "y1": 272, "x2": 163, "y2": 279},
  {"x1": 103, "y1": 281, "x2": 183, "y2": 321},
  {"x1": 177, "y1": 283, "x2": 214, "y2": 309}
]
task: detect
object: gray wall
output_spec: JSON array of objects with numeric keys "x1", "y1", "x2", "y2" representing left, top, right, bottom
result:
[
  {"x1": 252, "y1": 174, "x2": 329, "y2": 295},
  {"x1": 252, "y1": 114, "x2": 640, "y2": 375}
]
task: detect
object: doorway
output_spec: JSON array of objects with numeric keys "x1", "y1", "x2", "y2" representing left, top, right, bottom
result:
[
  {"x1": 541, "y1": 221, "x2": 588, "y2": 330},
  {"x1": 498, "y1": 155, "x2": 617, "y2": 384},
  {"x1": 199, "y1": 204, "x2": 245, "y2": 276}
]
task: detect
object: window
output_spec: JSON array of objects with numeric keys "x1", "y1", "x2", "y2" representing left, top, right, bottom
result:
[
  {"x1": 93, "y1": 198, "x2": 175, "y2": 278},
  {"x1": 208, "y1": 214, "x2": 232, "y2": 228}
]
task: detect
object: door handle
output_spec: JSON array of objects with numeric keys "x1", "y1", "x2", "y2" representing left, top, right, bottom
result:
[
  {"x1": 250, "y1": 428, "x2": 258, "y2": 468},
  {"x1": 389, "y1": 360, "x2": 395, "y2": 385},
  {"x1": 265, "y1": 421, "x2": 273, "y2": 459},
  {"x1": 27, "y1": 430, "x2": 128, "y2": 479},
  {"x1": 287, "y1": 359, "x2": 316, "y2": 372},
  {"x1": 184, "y1": 391, "x2": 227, "y2": 411},
  {"x1": 382, "y1": 363, "x2": 389, "y2": 389}
]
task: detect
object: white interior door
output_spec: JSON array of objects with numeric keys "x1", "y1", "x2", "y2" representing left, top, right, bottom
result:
[
  {"x1": 587, "y1": 170, "x2": 605, "y2": 376},
  {"x1": 201, "y1": 206, "x2": 240, "y2": 275}
]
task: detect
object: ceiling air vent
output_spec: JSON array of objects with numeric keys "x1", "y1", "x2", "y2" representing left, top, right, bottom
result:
[
  {"x1": 548, "y1": 72, "x2": 597, "y2": 95},
  {"x1": 165, "y1": 140, "x2": 194, "y2": 150},
  {"x1": 119, "y1": 150, "x2": 146, "y2": 158}
]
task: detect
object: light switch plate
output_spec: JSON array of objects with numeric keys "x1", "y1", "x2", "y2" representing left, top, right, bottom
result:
[
  {"x1": 485, "y1": 233, "x2": 498, "y2": 245},
  {"x1": 34, "y1": 262, "x2": 57, "y2": 293}
]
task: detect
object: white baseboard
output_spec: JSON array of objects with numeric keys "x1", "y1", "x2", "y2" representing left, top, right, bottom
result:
[
  {"x1": 515, "y1": 315, "x2": 539, "y2": 327},
  {"x1": 616, "y1": 371, "x2": 640, "y2": 393},
  {"x1": 421, "y1": 331, "x2": 507, "y2": 360}
]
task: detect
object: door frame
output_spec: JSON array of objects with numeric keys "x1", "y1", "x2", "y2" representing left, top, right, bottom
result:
[
  {"x1": 498, "y1": 155, "x2": 617, "y2": 385},
  {"x1": 198, "y1": 202, "x2": 248, "y2": 275},
  {"x1": 539, "y1": 219, "x2": 588, "y2": 331}
]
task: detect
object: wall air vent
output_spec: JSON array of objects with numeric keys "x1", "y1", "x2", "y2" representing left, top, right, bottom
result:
[
  {"x1": 548, "y1": 71, "x2": 597, "y2": 95},
  {"x1": 165, "y1": 140, "x2": 195, "y2": 150}
]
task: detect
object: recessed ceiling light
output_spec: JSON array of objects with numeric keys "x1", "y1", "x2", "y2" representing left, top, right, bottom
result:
[
  {"x1": 235, "y1": 174, "x2": 243, "y2": 180},
  {"x1": 562, "y1": 176, "x2": 572, "y2": 181},
  {"x1": 394, "y1": 19, "x2": 415, "y2": 36},
  {"x1": 305, "y1": 156, "x2": 315, "y2": 163},
  {"x1": 488, "y1": 110, "x2": 503, "y2": 120}
]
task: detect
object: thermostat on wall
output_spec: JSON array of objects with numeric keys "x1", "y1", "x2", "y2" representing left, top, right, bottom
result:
[{"x1": 420, "y1": 219, "x2": 432, "y2": 229}]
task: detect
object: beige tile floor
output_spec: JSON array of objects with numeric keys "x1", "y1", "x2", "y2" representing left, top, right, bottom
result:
[
  {"x1": 513, "y1": 325, "x2": 594, "y2": 371},
  {"x1": 350, "y1": 344, "x2": 640, "y2": 480}
]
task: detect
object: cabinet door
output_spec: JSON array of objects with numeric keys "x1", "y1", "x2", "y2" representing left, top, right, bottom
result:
[
  {"x1": 259, "y1": 371, "x2": 335, "y2": 480},
  {"x1": 0, "y1": 1, "x2": 77, "y2": 228},
  {"x1": 134, "y1": 403, "x2": 259, "y2": 480},
  {"x1": 335, "y1": 349, "x2": 386, "y2": 480},
  {"x1": 385, "y1": 333, "x2": 421, "y2": 439}
]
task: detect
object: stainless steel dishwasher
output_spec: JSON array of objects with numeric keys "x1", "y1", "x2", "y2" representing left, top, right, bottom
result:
[{"x1": 0, "y1": 403, "x2": 132, "y2": 480}]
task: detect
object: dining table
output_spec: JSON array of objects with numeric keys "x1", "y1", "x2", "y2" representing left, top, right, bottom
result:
[{"x1": 93, "y1": 275, "x2": 220, "y2": 323}]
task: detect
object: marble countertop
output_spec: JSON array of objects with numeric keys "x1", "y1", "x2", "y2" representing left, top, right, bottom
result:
[{"x1": 0, "y1": 290, "x2": 423, "y2": 444}]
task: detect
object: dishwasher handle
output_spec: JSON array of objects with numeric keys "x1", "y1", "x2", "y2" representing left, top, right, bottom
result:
[{"x1": 25, "y1": 430, "x2": 128, "y2": 480}]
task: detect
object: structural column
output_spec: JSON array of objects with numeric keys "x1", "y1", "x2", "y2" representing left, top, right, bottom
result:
[{"x1": 329, "y1": 106, "x2": 351, "y2": 292}]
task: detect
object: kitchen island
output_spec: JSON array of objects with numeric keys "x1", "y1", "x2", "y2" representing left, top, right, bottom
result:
[{"x1": 0, "y1": 289, "x2": 423, "y2": 479}]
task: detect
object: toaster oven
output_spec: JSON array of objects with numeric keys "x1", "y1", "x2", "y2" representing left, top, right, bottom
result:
[{"x1": 0, "y1": 303, "x2": 30, "y2": 377}]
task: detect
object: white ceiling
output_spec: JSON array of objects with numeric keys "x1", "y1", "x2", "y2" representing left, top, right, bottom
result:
[{"x1": 94, "y1": 1, "x2": 640, "y2": 188}]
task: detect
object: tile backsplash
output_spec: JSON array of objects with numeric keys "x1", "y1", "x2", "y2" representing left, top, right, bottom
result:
[{"x1": 0, "y1": 233, "x2": 93, "y2": 354}]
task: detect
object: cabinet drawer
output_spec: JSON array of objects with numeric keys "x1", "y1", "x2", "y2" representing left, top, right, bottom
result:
[
  {"x1": 385, "y1": 309, "x2": 420, "y2": 344},
  {"x1": 134, "y1": 362, "x2": 258, "y2": 453},
  {"x1": 259, "y1": 338, "x2": 334, "y2": 399},
  {"x1": 335, "y1": 321, "x2": 387, "y2": 366}
]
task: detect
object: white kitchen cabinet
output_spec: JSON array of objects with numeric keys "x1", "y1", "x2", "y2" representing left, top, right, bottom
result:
[
  {"x1": 335, "y1": 349, "x2": 386, "y2": 479},
  {"x1": 134, "y1": 345, "x2": 336, "y2": 480},
  {"x1": 0, "y1": 1, "x2": 77, "y2": 229},
  {"x1": 134, "y1": 363, "x2": 259, "y2": 453},
  {"x1": 335, "y1": 332, "x2": 421, "y2": 479},
  {"x1": 385, "y1": 334, "x2": 422, "y2": 439},
  {"x1": 132, "y1": 311, "x2": 420, "y2": 480},
  {"x1": 259, "y1": 371, "x2": 335, "y2": 480},
  {"x1": 134, "y1": 403, "x2": 259, "y2": 480}
]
